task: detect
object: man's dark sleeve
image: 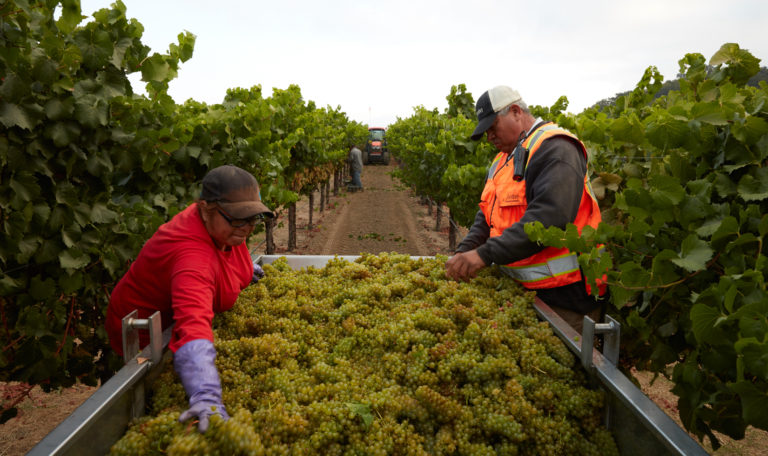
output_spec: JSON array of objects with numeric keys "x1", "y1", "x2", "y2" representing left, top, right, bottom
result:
[
  {"x1": 455, "y1": 209, "x2": 490, "y2": 253},
  {"x1": 476, "y1": 137, "x2": 587, "y2": 266}
]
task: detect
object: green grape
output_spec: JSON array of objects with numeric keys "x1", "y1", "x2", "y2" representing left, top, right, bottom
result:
[{"x1": 111, "y1": 254, "x2": 618, "y2": 455}]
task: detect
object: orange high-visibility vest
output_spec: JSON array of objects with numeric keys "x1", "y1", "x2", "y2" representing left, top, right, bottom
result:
[{"x1": 478, "y1": 122, "x2": 603, "y2": 291}]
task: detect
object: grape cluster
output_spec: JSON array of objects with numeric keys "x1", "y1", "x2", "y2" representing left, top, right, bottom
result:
[{"x1": 111, "y1": 253, "x2": 619, "y2": 455}]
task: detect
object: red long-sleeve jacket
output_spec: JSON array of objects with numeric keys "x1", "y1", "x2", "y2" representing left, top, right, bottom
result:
[{"x1": 106, "y1": 203, "x2": 252, "y2": 355}]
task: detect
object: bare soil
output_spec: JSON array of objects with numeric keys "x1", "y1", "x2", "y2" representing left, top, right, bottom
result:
[
  {"x1": 249, "y1": 163, "x2": 463, "y2": 257},
  {"x1": 1, "y1": 163, "x2": 765, "y2": 455}
]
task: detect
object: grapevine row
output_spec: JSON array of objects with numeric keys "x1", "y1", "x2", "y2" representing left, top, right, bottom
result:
[{"x1": 0, "y1": 0, "x2": 365, "y2": 409}]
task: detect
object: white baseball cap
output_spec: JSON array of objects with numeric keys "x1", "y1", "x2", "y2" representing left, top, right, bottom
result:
[{"x1": 471, "y1": 86, "x2": 523, "y2": 140}]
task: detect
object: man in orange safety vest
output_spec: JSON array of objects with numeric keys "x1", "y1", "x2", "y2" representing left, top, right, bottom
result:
[{"x1": 445, "y1": 85, "x2": 607, "y2": 332}]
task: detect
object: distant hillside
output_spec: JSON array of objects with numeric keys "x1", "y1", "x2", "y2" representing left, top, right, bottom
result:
[{"x1": 592, "y1": 66, "x2": 768, "y2": 110}]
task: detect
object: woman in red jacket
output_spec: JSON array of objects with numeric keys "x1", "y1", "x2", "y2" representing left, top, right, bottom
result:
[{"x1": 106, "y1": 165, "x2": 273, "y2": 432}]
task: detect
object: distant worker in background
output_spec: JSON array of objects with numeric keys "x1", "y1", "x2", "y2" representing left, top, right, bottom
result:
[
  {"x1": 106, "y1": 165, "x2": 274, "y2": 432},
  {"x1": 445, "y1": 86, "x2": 607, "y2": 332},
  {"x1": 348, "y1": 144, "x2": 364, "y2": 191}
]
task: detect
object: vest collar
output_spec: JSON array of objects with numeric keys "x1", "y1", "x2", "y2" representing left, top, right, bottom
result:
[{"x1": 525, "y1": 117, "x2": 545, "y2": 137}]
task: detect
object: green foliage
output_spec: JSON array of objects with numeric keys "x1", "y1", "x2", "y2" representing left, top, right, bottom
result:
[
  {"x1": 525, "y1": 43, "x2": 768, "y2": 447},
  {"x1": 445, "y1": 83, "x2": 475, "y2": 119},
  {"x1": 389, "y1": 88, "x2": 575, "y2": 228},
  {"x1": 1, "y1": 0, "x2": 186, "y2": 395},
  {"x1": 388, "y1": 97, "x2": 496, "y2": 227},
  {"x1": 0, "y1": 0, "x2": 365, "y2": 417}
]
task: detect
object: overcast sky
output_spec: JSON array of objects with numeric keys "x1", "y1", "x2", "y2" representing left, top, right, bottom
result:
[{"x1": 78, "y1": 0, "x2": 768, "y2": 127}]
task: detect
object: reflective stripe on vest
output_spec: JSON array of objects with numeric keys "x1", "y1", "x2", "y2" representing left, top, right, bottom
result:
[
  {"x1": 499, "y1": 247, "x2": 606, "y2": 284},
  {"x1": 486, "y1": 154, "x2": 504, "y2": 180},
  {"x1": 522, "y1": 123, "x2": 562, "y2": 158},
  {"x1": 500, "y1": 252, "x2": 579, "y2": 283}
]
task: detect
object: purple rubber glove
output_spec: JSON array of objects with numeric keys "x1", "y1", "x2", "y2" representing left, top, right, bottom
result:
[
  {"x1": 252, "y1": 262, "x2": 265, "y2": 283},
  {"x1": 174, "y1": 339, "x2": 229, "y2": 432}
]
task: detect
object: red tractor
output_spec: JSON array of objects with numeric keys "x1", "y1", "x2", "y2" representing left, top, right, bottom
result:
[{"x1": 363, "y1": 127, "x2": 390, "y2": 165}]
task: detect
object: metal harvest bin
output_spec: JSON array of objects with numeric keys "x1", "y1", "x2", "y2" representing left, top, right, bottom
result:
[{"x1": 29, "y1": 255, "x2": 707, "y2": 456}]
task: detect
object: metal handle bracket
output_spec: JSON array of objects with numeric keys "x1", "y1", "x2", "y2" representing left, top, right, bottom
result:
[
  {"x1": 121, "y1": 310, "x2": 162, "y2": 364},
  {"x1": 581, "y1": 314, "x2": 621, "y2": 371}
]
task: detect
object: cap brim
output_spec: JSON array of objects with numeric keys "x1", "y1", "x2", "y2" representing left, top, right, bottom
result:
[
  {"x1": 220, "y1": 201, "x2": 275, "y2": 219},
  {"x1": 470, "y1": 113, "x2": 497, "y2": 140}
]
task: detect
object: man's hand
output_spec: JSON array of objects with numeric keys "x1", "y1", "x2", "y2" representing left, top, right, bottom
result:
[{"x1": 445, "y1": 250, "x2": 486, "y2": 282}]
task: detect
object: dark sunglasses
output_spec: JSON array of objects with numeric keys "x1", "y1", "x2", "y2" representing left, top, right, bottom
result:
[{"x1": 217, "y1": 209, "x2": 263, "y2": 228}]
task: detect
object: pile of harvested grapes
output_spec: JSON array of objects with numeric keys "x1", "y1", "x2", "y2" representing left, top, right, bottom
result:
[{"x1": 110, "y1": 253, "x2": 618, "y2": 455}]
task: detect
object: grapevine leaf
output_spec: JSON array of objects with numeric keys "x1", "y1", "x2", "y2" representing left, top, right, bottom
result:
[
  {"x1": 734, "y1": 338, "x2": 768, "y2": 380},
  {"x1": 141, "y1": 54, "x2": 172, "y2": 82},
  {"x1": 620, "y1": 187, "x2": 652, "y2": 219},
  {"x1": 31, "y1": 51, "x2": 58, "y2": 86},
  {"x1": 0, "y1": 101, "x2": 38, "y2": 130},
  {"x1": 48, "y1": 121, "x2": 81, "y2": 147},
  {"x1": 617, "y1": 261, "x2": 652, "y2": 288},
  {"x1": 657, "y1": 320, "x2": 678, "y2": 338},
  {"x1": 91, "y1": 203, "x2": 118, "y2": 224},
  {"x1": 689, "y1": 102, "x2": 729, "y2": 126},
  {"x1": 709, "y1": 43, "x2": 762, "y2": 85},
  {"x1": 169, "y1": 31, "x2": 196, "y2": 63},
  {"x1": 702, "y1": 216, "x2": 738, "y2": 243},
  {"x1": 0, "y1": 72, "x2": 27, "y2": 102},
  {"x1": 650, "y1": 249, "x2": 680, "y2": 286},
  {"x1": 625, "y1": 310, "x2": 651, "y2": 339},
  {"x1": 59, "y1": 271, "x2": 84, "y2": 294},
  {"x1": 726, "y1": 233, "x2": 759, "y2": 252},
  {"x1": 35, "y1": 239, "x2": 60, "y2": 264},
  {"x1": 55, "y1": 183, "x2": 79, "y2": 207},
  {"x1": 9, "y1": 173, "x2": 41, "y2": 202},
  {"x1": 72, "y1": 203, "x2": 93, "y2": 227},
  {"x1": 737, "y1": 167, "x2": 768, "y2": 202},
  {"x1": 757, "y1": 135, "x2": 768, "y2": 161},
  {"x1": 74, "y1": 29, "x2": 114, "y2": 70},
  {"x1": 346, "y1": 402, "x2": 373, "y2": 428},
  {"x1": 734, "y1": 301, "x2": 768, "y2": 338},
  {"x1": 17, "y1": 236, "x2": 41, "y2": 264},
  {"x1": 45, "y1": 97, "x2": 74, "y2": 122},
  {"x1": 670, "y1": 235, "x2": 713, "y2": 272},
  {"x1": 731, "y1": 115, "x2": 768, "y2": 145},
  {"x1": 111, "y1": 37, "x2": 133, "y2": 68},
  {"x1": 713, "y1": 172, "x2": 738, "y2": 198},
  {"x1": 690, "y1": 304, "x2": 727, "y2": 345},
  {"x1": 718, "y1": 83, "x2": 747, "y2": 107},
  {"x1": 621, "y1": 162, "x2": 644, "y2": 178},
  {"x1": 760, "y1": 214, "x2": 768, "y2": 237},
  {"x1": 608, "y1": 116, "x2": 645, "y2": 145},
  {"x1": 579, "y1": 118, "x2": 605, "y2": 143},
  {"x1": 649, "y1": 174, "x2": 685, "y2": 205},
  {"x1": 56, "y1": 0, "x2": 84, "y2": 34},
  {"x1": 723, "y1": 284, "x2": 738, "y2": 314},
  {"x1": 29, "y1": 275, "x2": 56, "y2": 301},
  {"x1": 645, "y1": 112, "x2": 689, "y2": 148},
  {"x1": 96, "y1": 67, "x2": 129, "y2": 98},
  {"x1": 679, "y1": 196, "x2": 711, "y2": 229},
  {"x1": 59, "y1": 248, "x2": 90, "y2": 270},
  {"x1": 0, "y1": 275, "x2": 22, "y2": 295},
  {"x1": 111, "y1": 127, "x2": 135, "y2": 145},
  {"x1": 74, "y1": 95, "x2": 109, "y2": 128},
  {"x1": 729, "y1": 381, "x2": 768, "y2": 429},
  {"x1": 590, "y1": 173, "x2": 622, "y2": 200}
]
